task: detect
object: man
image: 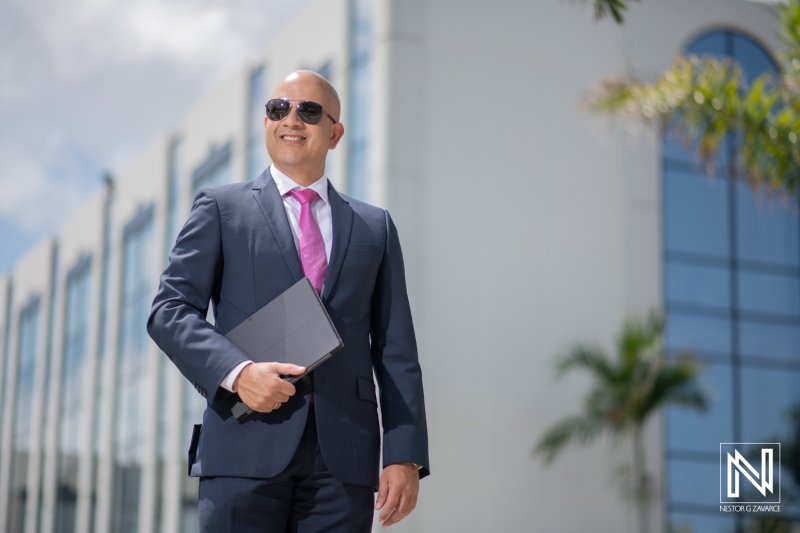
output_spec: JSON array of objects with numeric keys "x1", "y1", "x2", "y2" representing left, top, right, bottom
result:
[{"x1": 147, "y1": 70, "x2": 429, "y2": 532}]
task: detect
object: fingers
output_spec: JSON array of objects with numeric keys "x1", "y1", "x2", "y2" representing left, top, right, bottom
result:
[
  {"x1": 272, "y1": 391, "x2": 292, "y2": 403},
  {"x1": 236, "y1": 362, "x2": 303, "y2": 412},
  {"x1": 272, "y1": 363, "x2": 306, "y2": 376},
  {"x1": 376, "y1": 465, "x2": 419, "y2": 528},
  {"x1": 382, "y1": 492, "x2": 411, "y2": 528},
  {"x1": 378, "y1": 482, "x2": 400, "y2": 522},
  {"x1": 375, "y1": 477, "x2": 388, "y2": 511}
]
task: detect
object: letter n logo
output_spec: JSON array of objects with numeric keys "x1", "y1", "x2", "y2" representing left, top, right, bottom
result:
[{"x1": 720, "y1": 443, "x2": 780, "y2": 504}]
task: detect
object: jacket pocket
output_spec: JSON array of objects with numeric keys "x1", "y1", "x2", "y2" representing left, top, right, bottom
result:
[
  {"x1": 357, "y1": 376, "x2": 377, "y2": 404},
  {"x1": 188, "y1": 424, "x2": 202, "y2": 477},
  {"x1": 347, "y1": 242, "x2": 379, "y2": 255}
]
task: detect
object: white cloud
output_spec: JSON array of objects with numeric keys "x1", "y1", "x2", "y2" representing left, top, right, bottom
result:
[
  {"x1": 0, "y1": 142, "x2": 91, "y2": 234},
  {"x1": 0, "y1": 0, "x2": 309, "y2": 268}
]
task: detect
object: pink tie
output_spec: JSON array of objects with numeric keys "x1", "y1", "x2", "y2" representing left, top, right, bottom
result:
[{"x1": 285, "y1": 189, "x2": 328, "y2": 294}]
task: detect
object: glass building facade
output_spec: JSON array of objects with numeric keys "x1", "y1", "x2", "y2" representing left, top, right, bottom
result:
[
  {"x1": 112, "y1": 207, "x2": 155, "y2": 533},
  {"x1": 346, "y1": 0, "x2": 372, "y2": 201},
  {"x1": 247, "y1": 66, "x2": 268, "y2": 182},
  {"x1": 7, "y1": 298, "x2": 41, "y2": 533},
  {"x1": 55, "y1": 257, "x2": 92, "y2": 533},
  {"x1": 191, "y1": 144, "x2": 232, "y2": 192},
  {"x1": 663, "y1": 30, "x2": 800, "y2": 532}
]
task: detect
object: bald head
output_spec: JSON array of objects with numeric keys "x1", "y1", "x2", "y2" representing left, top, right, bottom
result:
[
  {"x1": 264, "y1": 70, "x2": 345, "y2": 185},
  {"x1": 272, "y1": 70, "x2": 341, "y2": 122}
]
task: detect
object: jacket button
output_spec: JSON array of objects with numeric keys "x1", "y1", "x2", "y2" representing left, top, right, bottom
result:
[{"x1": 301, "y1": 376, "x2": 311, "y2": 385}]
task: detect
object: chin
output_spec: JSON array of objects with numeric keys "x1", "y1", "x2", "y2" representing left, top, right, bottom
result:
[{"x1": 270, "y1": 151, "x2": 306, "y2": 167}]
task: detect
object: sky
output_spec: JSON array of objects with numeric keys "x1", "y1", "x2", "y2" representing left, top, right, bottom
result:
[{"x1": 0, "y1": 0, "x2": 310, "y2": 275}]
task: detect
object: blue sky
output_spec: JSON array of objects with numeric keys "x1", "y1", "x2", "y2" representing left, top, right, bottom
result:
[{"x1": 0, "y1": 0, "x2": 309, "y2": 275}]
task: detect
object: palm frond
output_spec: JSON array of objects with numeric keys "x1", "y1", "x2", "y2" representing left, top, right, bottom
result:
[
  {"x1": 617, "y1": 312, "x2": 663, "y2": 370},
  {"x1": 555, "y1": 344, "x2": 617, "y2": 382},
  {"x1": 585, "y1": 52, "x2": 800, "y2": 191},
  {"x1": 532, "y1": 415, "x2": 605, "y2": 465},
  {"x1": 535, "y1": 312, "x2": 708, "y2": 472},
  {"x1": 635, "y1": 355, "x2": 708, "y2": 421},
  {"x1": 586, "y1": 0, "x2": 639, "y2": 24}
]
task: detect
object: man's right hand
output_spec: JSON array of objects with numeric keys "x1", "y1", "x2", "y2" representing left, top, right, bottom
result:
[{"x1": 234, "y1": 362, "x2": 306, "y2": 412}]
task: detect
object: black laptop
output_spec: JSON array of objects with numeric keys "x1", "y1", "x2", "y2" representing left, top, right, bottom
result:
[{"x1": 224, "y1": 277, "x2": 343, "y2": 421}]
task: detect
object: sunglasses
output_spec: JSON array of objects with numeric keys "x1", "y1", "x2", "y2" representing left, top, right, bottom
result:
[{"x1": 265, "y1": 98, "x2": 337, "y2": 125}]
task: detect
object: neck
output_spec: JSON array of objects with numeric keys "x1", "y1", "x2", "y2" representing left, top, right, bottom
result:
[{"x1": 273, "y1": 162, "x2": 325, "y2": 187}]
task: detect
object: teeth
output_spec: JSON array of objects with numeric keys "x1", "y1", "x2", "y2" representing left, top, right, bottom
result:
[{"x1": 282, "y1": 136, "x2": 303, "y2": 140}]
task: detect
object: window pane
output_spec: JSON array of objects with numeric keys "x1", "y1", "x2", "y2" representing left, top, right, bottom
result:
[
  {"x1": 247, "y1": 66, "x2": 266, "y2": 139},
  {"x1": 8, "y1": 302, "x2": 40, "y2": 533},
  {"x1": 113, "y1": 213, "x2": 154, "y2": 533},
  {"x1": 664, "y1": 170, "x2": 729, "y2": 258},
  {"x1": 246, "y1": 67, "x2": 268, "y2": 180},
  {"x1": 57, "y1": 262, "x2": 92, "y2": 532},
  {"x1": 668, "y1": 512, "x2": 735, "y2": 533},
  {"x1": 739, "y1": 321, "x2": 800, "y2": 363},
  {"x1": 667, "y1": 362, "x2": 733, "y2": 451},
  {"x1": 346, "y1": 0, "x2": 372, "y2": 200},
  {"x1": 668, "y1": 459, "x2": 721, "y2": 507},
  {"x1": 687, "y1": 31, "x2": 725, "y2": 56},
  {"x1": 740, "y1": 366, "x2": 800, "y2": 443},
  {"x1": 735, "y1": 181, "x2": 800, "y2": 267},
  {"x1": 663, "y1": 122, "x2": 728, "y2": 168},
  {"x1": 741, "y1": 515, "x2": 799, "y2": 533},
  {"x1": 166, "y1": 139, "x2": 182, "y2": 253},
  {"x1": 665, "y1": 312, "x2": 731, "y2": 355},
  {"x1": 665, "y1": 261, "x2": 730, "y2": 309},
  {"x1": 732, "y1": 34, "x2": 777, "y2": 83},
  {"x1": 737, "y1": 271, "x2": 800, "y2": 317},
  {"x1": 192, "y1": 145, "x2": 232, "y2": 193}
]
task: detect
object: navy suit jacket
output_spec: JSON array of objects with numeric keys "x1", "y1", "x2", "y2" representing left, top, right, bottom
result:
[{"x1": 147, "y1": 169, "x2": 429, "y2": 489}]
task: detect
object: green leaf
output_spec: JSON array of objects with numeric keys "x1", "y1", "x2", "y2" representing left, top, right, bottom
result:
[{"x1": 535, "y1": 311, "x2": 708, "y2": 466}]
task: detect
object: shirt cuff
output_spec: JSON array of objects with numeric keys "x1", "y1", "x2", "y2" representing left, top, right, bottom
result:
[{"x1": 221, "y1": 361, "x2": 253, "y2": 393}]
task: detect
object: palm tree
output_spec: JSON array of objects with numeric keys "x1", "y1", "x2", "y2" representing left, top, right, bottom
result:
[
  {"x1": 533, "y1": 313, "x2": 708, "y2": 533},
  {"x1": 584, "y1": 0, "x2": 640, "y2": 24},
  {"x1": 583, "y1": 0, "x2": 800, "y2": 192}
]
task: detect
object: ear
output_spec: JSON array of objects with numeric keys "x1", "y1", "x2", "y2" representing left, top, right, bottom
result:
[{"x1": 329, "y1": 122, "x2": 345, "y2": 150}]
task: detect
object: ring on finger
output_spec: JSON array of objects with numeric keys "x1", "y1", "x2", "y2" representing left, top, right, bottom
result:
[{"x1": 273, "y1": 401, "x2": 280, "y2": 410}]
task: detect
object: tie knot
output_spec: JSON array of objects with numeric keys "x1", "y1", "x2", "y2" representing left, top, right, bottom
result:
[{"x1": 286, "y1": 188, "x2": 320, "y2": 205}]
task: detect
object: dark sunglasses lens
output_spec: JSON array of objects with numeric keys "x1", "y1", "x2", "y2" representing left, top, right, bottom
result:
[
  {"x1": 296, "y1": 101, "x2": 324, "y2": 124},
  {"x1": 266, "y1": 100, "x2": 290, "y2": 121}
]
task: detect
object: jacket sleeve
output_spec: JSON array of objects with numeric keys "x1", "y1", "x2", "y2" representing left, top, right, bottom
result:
[
  {"x1": 370, "y1": 210, "x2": 430, "y2": 478},
  {"x1": 147, "y1": 187, "x2": 249, "y2": 404}
]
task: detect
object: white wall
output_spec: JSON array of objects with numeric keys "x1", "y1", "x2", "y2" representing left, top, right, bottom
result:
[{"x1": 378, "y1": 0, "x2": 780, "y2": 532}]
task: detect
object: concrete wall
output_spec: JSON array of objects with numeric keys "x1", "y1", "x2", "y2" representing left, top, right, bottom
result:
[{"x1": 377, "y1": 0, "x2": 780, "y2": 531}]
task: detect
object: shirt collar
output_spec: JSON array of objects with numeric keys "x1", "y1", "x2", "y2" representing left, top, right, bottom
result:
[{"x1": 270, "y1": 165, "x2": 329, "y2": 205}]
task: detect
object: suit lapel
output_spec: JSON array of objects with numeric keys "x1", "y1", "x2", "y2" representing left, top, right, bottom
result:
[
  {"x1": 322, "y1": 182, "x2": 353, "y2": 301},
  {"x1": 251, "y1": 170, "x2": 304, "y2": 282}
]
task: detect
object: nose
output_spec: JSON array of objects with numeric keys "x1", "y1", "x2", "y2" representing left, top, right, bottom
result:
[{"x1": 283, "y1": 104, "x2": 304, "y2": 127}]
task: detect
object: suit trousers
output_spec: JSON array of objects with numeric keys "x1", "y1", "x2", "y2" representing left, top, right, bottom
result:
[{"x1": 197, "y1": 408, "x2": 375, "y2": 533}]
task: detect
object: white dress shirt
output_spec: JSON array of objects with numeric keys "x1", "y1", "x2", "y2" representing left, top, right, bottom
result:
[{"x1": 220, "y1": 165, "x2": 333, "y2": 392}]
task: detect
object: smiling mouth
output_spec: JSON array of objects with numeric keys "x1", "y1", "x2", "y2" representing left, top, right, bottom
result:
[{"x1": 280, "y1": 134, "x2": 306, "y2": 143}]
